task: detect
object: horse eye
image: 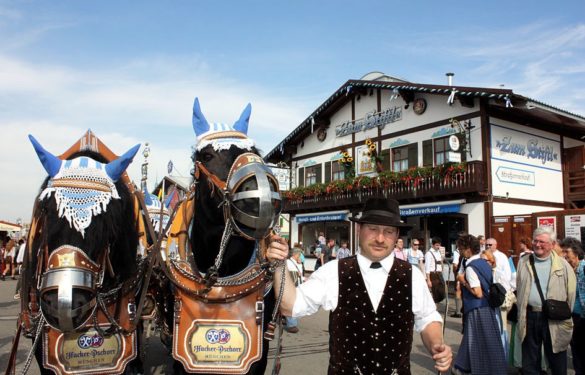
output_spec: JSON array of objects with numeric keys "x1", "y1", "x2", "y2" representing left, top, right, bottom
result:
[{"x1": 199, "y1": 153, "x2": 213, "y2": 162}]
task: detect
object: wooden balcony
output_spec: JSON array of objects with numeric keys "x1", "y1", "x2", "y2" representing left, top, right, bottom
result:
[{"x1": 283, "y1": 161, "x2": 487, "y2": 214}]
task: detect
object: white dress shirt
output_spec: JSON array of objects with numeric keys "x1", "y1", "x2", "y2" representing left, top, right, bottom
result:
[
  {"x1": 292, "y1": 253, "x2": 442, "y2": 333},
  {"x1": 425, "y1": 248, "x2": 443, "y2": 274}
]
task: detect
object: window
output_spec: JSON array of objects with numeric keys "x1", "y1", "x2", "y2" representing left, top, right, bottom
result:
[
  {"x1": 434, "y1": 137, "x2": 449, "y2": 166},
  {"x1": 324, "y1": 161, "x2": 345, "y2": 183},
  {"x1": 305, "y1": 164, "x2": 321, "y2": 185},
  {"x1": 331, "y1": 162, "x2": 345, "y2": 181},
  {"x1": 391, "y1": 143, "x2": 418, "y2": 171},
  {"x1": 392, "y1": 146, "x2": 409, "y2": 172}
]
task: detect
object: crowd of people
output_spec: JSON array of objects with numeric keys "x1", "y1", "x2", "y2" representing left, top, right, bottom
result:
[
  {"x1": 272, "y1": 197, "x2": 584, "y2": 374},
  {"x1": 0, "y1": 236, "x2": 26, "y2": 299}
]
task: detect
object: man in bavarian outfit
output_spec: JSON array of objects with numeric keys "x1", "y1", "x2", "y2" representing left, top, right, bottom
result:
[{"x1": 266, "y1": 198, "x2": 453, "y2": 374}]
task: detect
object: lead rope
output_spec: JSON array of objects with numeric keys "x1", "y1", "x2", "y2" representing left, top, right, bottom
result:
[
  {"x1": 201, "y1": 219, "x2": 234, "y2": 292},
  {"x1": 19, "y1": 315, "x2": 45, "y2": 375}
]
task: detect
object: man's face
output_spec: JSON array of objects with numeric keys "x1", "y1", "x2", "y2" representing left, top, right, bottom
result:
[
  {"x1": 358, "y1": 223, "x2": 398, "y2": 262},
  {"x1": 396, "y1": 238, "x2": 404, "y2": 249},
  {"x1": 532, "y1": 233, "x2": 553, "y2": 258},
  {"x1": 486, "y1": 239, "x2": 497, "y2": 250},
  {"x1": 432, "y1": 242, "x2": 441, "y2": 250},
  {"x1": 479, "y1": 238, "x2": 486, "y2": 246}
]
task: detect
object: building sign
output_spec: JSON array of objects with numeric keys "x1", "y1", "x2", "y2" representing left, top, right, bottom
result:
[
  {"x1": 296, "y1": 213, "x2": 347, "y2": 223},
  {"x1": 491, "y1": 125, "x2": 560, "y2": 169},
  {"x1": 355, "y1": 144, "x2": 376, "y2": 176},
  {"x1": 335, "y1": 107, "x2": 402, "y2": 137},
  {"x1": 495, "y1": 166, "x2": 535, "y2": 186},
  {"x1": 270, "y1": 167, "x2": 290, "y2": 192},
  {"x1": 400, "y1": 204, "x2": 460, "y2": 217},
  {"x1": 447, "y1": 151, "x2": 461, "y2": 163},
  {"x1": 490, "y1": 124, "x2": 562, "y2": 203}
]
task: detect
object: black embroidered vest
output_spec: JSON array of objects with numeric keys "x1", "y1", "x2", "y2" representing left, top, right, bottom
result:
[{"x1": 328, "y1": 256, "x2": 414, "y2": 375}]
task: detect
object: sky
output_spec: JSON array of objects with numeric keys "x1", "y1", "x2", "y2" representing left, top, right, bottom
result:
[{"x1": 0, "y1": 0, "x2": 584, "y2": 223}]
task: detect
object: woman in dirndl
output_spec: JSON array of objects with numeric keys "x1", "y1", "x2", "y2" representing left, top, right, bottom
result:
[{"x1": 453, "y1": 234, "x2": 507, "y2": 375}]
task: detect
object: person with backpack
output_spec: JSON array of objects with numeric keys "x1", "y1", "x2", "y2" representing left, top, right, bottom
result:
[{"x1": 453, "y1": 234, "x2": 507, "y2": 375}]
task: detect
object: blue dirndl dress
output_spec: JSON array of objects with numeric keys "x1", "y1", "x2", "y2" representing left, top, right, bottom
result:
[{"x1": 453, "y1": 258, "x2": 507, "y2": 375}]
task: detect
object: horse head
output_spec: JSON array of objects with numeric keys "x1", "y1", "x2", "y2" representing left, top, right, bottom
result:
[
  {"x1": 28, "y1": 135, "x2": 140, "y2": 333},
  {"x1": 190, "y1": 98, "x2": 281, "y2": 275}
]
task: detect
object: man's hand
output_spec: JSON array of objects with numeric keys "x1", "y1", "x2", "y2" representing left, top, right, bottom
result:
[
  {"x1": 431, "y1": 343, "x2": 452, "y2": 372},
  {"x1": 266, "y1": 234, "x2": 289, "y2": 263}
]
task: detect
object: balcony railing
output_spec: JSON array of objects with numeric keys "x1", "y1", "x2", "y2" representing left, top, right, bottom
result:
[{"x1": 283, "y1": 161, "x2": 487, "y2": 213}]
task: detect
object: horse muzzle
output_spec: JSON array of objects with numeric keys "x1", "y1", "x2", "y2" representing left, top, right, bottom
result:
[
  {"x1": 39, "y1": 245, "x2": 100, "y2": 332},
  {"x1": 225, "y1": 153, "x2": 282, "y2": 240}
]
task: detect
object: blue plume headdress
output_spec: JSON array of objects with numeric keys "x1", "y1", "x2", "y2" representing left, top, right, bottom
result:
[
  {"x1": 29, "y1": 135, "x2": 140, "y2": 237},
  {"x1": 192, "y1": 97, "x2": 255, "y2": 151}
]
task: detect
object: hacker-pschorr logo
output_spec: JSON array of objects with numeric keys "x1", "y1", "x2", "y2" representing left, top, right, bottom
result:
[
  {"x1": 77, "y1": 333, "x2": 104, "y2": 349},
  {"x1": 205, "y1": 328, "x2": 231, "y2": 344}
]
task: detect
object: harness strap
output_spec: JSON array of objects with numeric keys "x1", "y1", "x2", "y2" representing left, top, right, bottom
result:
[
  {"x1": 3, "y1": 317, "x2": 22, "y2": 375},
  {"x1": 195, "y1": 161, "x2": 227, "y2": 190}
]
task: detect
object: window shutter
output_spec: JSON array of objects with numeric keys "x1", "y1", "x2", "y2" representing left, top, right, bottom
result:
[
  {"x1": 407, "y1": 143, "x2": 418, "y2": 168},
  {"x1": 324, "y1": 161, "x2": 332, "y2": 183},
  {"x1": 315, "y1": 164, "x2": 322, "y2": 184},
  {"x1": 380, "y1": 149, "x2": 390, "y2": 171},
  {"x1": 298, "y1": 167, "x2": 305, "y2": 187},
  {"x1": 423, "y1": 140, "x2": 433, "y2": 167}
]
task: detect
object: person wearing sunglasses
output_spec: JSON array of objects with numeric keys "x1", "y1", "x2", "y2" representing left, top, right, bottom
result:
[{"x1": 406, "y1": 238, "x2": 424, "y2": 271}]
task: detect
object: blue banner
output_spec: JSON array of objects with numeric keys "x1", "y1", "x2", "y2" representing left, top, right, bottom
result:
[
  {"x1": 296, "y1": 213, "x2": 347, "y2": 223},
  {"x1": 400, "y1": 204, "x2": 461, "y2": 217}
]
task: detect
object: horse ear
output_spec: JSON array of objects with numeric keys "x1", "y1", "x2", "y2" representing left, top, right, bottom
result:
[
  {"x1": 29, "y1": 135, "x2": 62, "y2": 177},
  {"x1": 192, "y1": 97, "x2": 210, "y2": 137},
  {"x1": 233, "y1": 103, "x2": 251, "y2": 135},
  {"x1": 143, "y1": 190, "x2": 153, "y2": 205},
  {"x1": 106, "y1": 144, "x2": 141, "y2": 182}
]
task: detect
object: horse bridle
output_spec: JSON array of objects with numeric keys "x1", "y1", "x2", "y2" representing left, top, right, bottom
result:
[
  {"x1": 39, "y1": 244, "x2": 106, "y2": 332},
  {"x1": 194, "y1": 152, "x2": 282, "y2": 241},
  {"x1": 22, "y1": 190, "x2": 158, "y2": 338}
]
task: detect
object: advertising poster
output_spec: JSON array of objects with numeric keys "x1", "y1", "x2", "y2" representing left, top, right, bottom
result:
[
  {"x1": 564, "y1": 214, "x2": 585, "y2": 242},
  {"x1": 537, "y1": 216, "x2": 557, "y2": 232}
]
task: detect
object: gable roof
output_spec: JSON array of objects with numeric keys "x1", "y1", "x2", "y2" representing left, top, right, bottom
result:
[{"x1": 265, "y1": 77, "x2": 585, "y2": 162}]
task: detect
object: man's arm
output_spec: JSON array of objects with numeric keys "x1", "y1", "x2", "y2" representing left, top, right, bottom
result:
[
  {"x1": 420, "y1": 321, "x2": 452, "y2": 372},
  {"x1": 266, "y1": 235, "x2": 297, "y2": 316}
]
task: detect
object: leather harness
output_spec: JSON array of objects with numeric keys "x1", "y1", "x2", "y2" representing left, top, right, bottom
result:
[
  {"x1": 6, "y1": 189, "x2": 160, "y2": 375},
  {"x1": 160, "y1": 157, "x2": 279, "y2": 374}
]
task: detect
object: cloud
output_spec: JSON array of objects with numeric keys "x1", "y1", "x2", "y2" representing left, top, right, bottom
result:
[{"x1": 0, "y1": 52, "x2": 310, "y2": 221}]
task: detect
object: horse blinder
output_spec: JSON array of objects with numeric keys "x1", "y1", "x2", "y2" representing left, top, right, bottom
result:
[{"x1": 39, "y1": 245, "x2": 101, "y2": 332}]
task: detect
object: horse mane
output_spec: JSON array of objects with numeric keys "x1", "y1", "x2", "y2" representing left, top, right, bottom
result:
[{"x1": 27, "y1": 150, "x2": 139, "y2": 285}]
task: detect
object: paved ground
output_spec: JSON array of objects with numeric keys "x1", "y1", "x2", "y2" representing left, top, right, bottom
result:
[{"x1": 0, "y1": 277, "x2": 576, "y2": 374}]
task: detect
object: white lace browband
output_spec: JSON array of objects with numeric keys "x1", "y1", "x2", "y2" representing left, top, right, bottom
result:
[{"x1": 39, "y1": 157, "x2": 119, "y2": 237}]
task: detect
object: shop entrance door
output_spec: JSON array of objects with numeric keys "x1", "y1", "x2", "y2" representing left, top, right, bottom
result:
[{"x1": 425, "y1": 214, "x2": 467, "y2": 257}]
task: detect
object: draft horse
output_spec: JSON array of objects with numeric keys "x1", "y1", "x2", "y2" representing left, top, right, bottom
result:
[
  {"x1": 12, "y1": 135, "x2": 151, "y2": 375},
  {"x1": 159, "y1": 98, "x2": 282, "y2": 374}
]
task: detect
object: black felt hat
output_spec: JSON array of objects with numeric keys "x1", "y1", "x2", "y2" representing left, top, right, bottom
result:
[{"x1": 349, "y1": 198, "x2": 411, "y2": 228}]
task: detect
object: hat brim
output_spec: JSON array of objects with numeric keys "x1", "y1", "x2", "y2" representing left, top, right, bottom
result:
[{"x1": 349, "y1": 215, "x2": 412, "y2": 229}]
